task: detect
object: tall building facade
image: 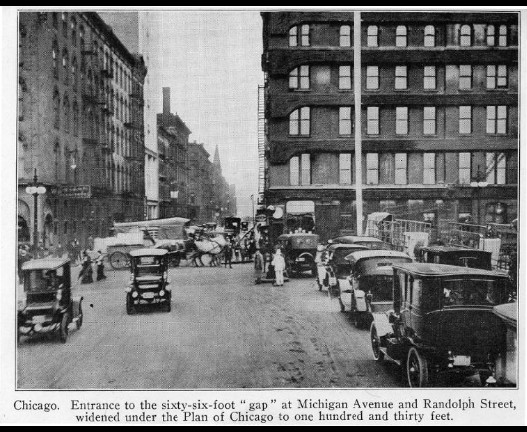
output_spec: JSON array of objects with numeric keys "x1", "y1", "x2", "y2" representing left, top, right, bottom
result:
[
  {"x1": 157, "y1": 87, "x2": 191, "y2": 219},
  {"x1": 18, "y1": 12, "x2": 146, "y2": 248},
  {"x1": 98, "y1": 11, "x2": 162, "y2": 219},
  {"x1": 261, "y1": 11, "x2": 518, "y2": 241}
]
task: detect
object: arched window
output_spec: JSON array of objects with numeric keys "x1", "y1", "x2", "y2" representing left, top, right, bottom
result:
[
  {"x1": 340, "y1": 25, "x2": 351, "y2": 47},
  {"x1": 53, "y1": 88, "x2": 60, "y2": 129},
  {"x1": 424, "y1": 25, "x2": 435, "y2": 47},
  {"x1": 63, "y1": 95, "x2": 70, "y2": 133},
  {"x1": 460, "y1": 25, "x2": 472, "y2": 46},
  {"x1": 367, "y1": 25, "x2": 378, "y2": 47},
  {"x1": 486, "y1": 25, "x2": 495, "y2": 46},
  {"x1": 71, "y1": 56, "x2": 78, "y2": 88},
  {"x1": 87, "y1": 69, "x2": 93, "y2": 95},
  {"x1": 396, "y1": 25, "x2": 407, "y2": 47},
  {"x1": 62, "y1": 48, "x2": 69, "y2": 84},
  {"x1": 52, "y1": 39, "x2": 59, "y2": 78}
]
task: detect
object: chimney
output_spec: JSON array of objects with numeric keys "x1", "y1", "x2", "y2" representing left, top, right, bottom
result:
[{"x1": 162, "y1": 87, "x2": 170, "y2": 125}]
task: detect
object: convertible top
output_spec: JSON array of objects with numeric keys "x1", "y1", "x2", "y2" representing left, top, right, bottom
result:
[
  {"x1": 129, "y1": 248, "x2": 169, "y2": 257},
  {"x1": 392, "y1": 262, "x2": 511, "y2": 278},
  {"x1": 21, "y1": 257, "x2": 70, "y2": 271}
]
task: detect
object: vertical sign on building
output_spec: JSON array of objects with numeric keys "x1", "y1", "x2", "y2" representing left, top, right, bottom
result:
[{"x1": 354, "y1": 11, "x2": 363, "y2": 235}]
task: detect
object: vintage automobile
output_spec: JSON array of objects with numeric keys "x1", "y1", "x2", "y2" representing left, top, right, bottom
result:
[
  {"x1": 276, "y1": 233, "x2": 320, "y2": 277},
  {"x1": 415, "y1": 245, "x2": 493, "y2": 270},
  {"x1": 343, "y1": 250, "x2": 412, "y2": 328},
  {"x1": 328, "y1": 235, "x2": 393, "y2": 250},
  {"x1": 126, "y1": 248, "x2": 171, "y2": 314},
  {"x1": 492, "y1": 302, "x2": 517, "y2": 386},
  {"x1": 320, "y1": 243, "x2": 369, "y2": 292},
  {"x1": 370, "y1": 263, "x2": 514, "y2": 387},
  {"x1": 18, "y1": 257, "x2": 83, "y2": 343}
]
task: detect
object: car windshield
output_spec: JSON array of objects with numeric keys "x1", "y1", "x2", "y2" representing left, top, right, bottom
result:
[
  {"x1": 442, "y1": 278, "x2": 508, "y2": 307},
  {"x1": 24, "y1": 269, "x2": 61, "y2": 292},
  {"x1": 135, "y1": 256, "x2": 164, "y2": 276},
  {"x1": 360, "y1": 275, "x2": 393, "y2": 301}
]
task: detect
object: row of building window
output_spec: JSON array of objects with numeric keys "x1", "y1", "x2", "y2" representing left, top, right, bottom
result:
[
  {"x1": 289, "y1": 105, "x2": 509, "y2": 136},
  {"x1": 289, "y1": 23, "x2": 510, "y2": 48},
  {"x1": 289, "y1": 64, "x2": 509, "y2": 91},
  {"x1": 289, "y1": 152, "x2": 509, "y2": 186}
]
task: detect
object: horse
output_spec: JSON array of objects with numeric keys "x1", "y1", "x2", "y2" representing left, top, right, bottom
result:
[{"x1": 193, "y1": 234, "x2": 228, "y2": 267}]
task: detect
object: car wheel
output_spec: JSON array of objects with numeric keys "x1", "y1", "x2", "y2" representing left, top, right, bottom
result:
[
  {"x1": 406, "y1": 347, "x2": 429, "y2": 388},
  {"x1": 164, "y1": 301, "x2": 171, "y2": 313},
  {"x1": 370, "y1": 322, "x2": 384, "y2": 362},
  {"x1": 59, "y1": 313, "x2": 70, "y2": 343},
  {"x1": 126, "y1": 294, "x2": 135, "y2": 315},
  {"x1": 110, "y1": 251, "x2": 129, "y2": 270}
]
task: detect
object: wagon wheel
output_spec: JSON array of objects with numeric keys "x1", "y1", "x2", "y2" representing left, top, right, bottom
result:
[
  {"x1": 370, "y1": 322, "x2": 384, "y2": 362},
  {"x1": 59, "y1": 312, "x2": 70, "y2": 343},
  {"x1": 109, "y1": 251, "x2": 130, "y2": 270},
  {"x1": 406, "y1": 347, "x2": 429, "y2": 388}
]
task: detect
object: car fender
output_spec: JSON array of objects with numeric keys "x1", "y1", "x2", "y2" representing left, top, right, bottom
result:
[{"x1": 72, "y1": 296, "x2": 83, "y2": 317}]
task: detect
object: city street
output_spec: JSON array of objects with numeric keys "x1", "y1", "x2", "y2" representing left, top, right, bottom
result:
[{"x1": 17, "y1": 261, "x2": 402, "y2": 389}]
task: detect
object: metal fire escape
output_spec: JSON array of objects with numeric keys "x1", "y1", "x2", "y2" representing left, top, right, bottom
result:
[{"x1": 257, "y1": 83, "x2": 267, "y2": 204}]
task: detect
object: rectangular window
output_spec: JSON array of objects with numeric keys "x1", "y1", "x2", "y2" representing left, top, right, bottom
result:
[
  {"x1": 366, "y1": 153, "x2": 379, "y2": 185},
  {"x1": 395, "y1": 153, "x2": 407, "y2": 185},
  {"x1": 459, "y1": 65, "x2": 472, "y2": 90},
  {"x1": 301, "y1": 24, "x2": 310, "y2": 46},
  {"x1": 423, "y1": 153, "x2": 436, "y2": 184},
  {"x1": 396, "y1": 107, "x2": 408, "y2": 135},
  {"x1": 301, "y1": 153, "x2": 311, "y2": 185},
  {"x1": 339, "y1": 65, "x2": 352, "y2": 90},
  {"x1": 486, "y1": 152, "x2": 507, "y2": 184},
  {"x1": 498, "y1": 25, "x2": 507, "y2": 47},
  {"x1": 459, "y1": 106, "x2": 472, "y2": 134},
  {"x1": 396, "y1": 25, "x2": 407, "y2": 47},
  {"x1": 487, "y1": 65, "x2": 509, "y2": 89},
  {"x1": 289, "y1": 65, "x2": 310, "y2": 90},
  {"x1": 424, "y1": 66, "x2": 436, "y2": 90},
  {"x1": 339, "y1": 153, "x2": 352, "y2": 184},
  {"x1": 289, "y1": 107, "x2": 310, "y2": 136},
  {"x1": 395, "y1": 65, "x2": 408, "y2": 90},
  {"x1": 487, "y1": 25, "x2": 495, "y2": 46},
  {"x1": 366, "y1": 66, "x2": 379, "y2": 90},
  {"x1": 339, "y1": 107, "x2": 353, "y2": 136},
  {"x1": 423, "y1": 107, "x2": 436, "y2": 135},
  {"x1": 367, "y1": 106, "x2": 379, "y2": 135},
  {"x1": 459, "y1": 152, "x2": 471, "y2": 184},
  {"x1": 290, "y1": 156, "x2": 299, "y2": 185},
  {"x1": 340, "y1": 25, "x2": 351, "y2": 47},
  {"x1": 486, "y1": 106, "x2": 507, "y2": 134},
  {"x1": 289, "y1": 26, "x2": 298, "y2": 47},
  {"x1": 367, "y1": 25, "x2": 378, "y2": 47},
  {"x1": 424, "y1": 25, "x2": 435, "y2": 47}
]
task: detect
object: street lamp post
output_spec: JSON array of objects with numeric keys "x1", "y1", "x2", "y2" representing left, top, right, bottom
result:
[
  {"x1": 250, "y1": 194, "x2": 255, "y2": 226},
  {"x1": 25, "y1": 168, "x2": 47, "y2": 252},
  {"x1": 470, "y1": 168, "x2": 488, "y2": 225}
]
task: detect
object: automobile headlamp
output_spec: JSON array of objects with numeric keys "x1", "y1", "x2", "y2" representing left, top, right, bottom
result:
[
  {"x1": 56, "y1": 289, "x2": 62, "y2": 301},
  {"x1": 131, "y1": 291, "x2": 139, "y2": 299},
  {"x1": 159, "y1": 290, "x2": 165, "y2": 297}
]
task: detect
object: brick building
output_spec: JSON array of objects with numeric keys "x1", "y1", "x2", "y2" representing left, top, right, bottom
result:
[
  {"x1": 18, "y1": 12, "x2": 147, "y2": 249},
  {"x1": 261, "y1": 11, "x2": 518, "y2": 241}
]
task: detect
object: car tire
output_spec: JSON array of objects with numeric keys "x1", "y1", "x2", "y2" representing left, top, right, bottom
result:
[
  {"x1": 370, "y1": 322, "x2": 384, "y2": 362},
  {"x1": 126, "y1": 294, "x2": 135, "y2": 315},
  {"x1": 406, "y1": 347, "x2": 429, "y2": 388},
  {"x1": 76, "y1": 304, "x2": 83, "y2": 330},
  {"x1": 59, "y1": 312, "x2": 70, "y2": 343}
]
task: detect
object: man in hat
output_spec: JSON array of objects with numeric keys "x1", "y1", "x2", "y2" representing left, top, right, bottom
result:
[
  {"x1": 254, "y1": 247, "x2": 264, "y2": 284},
  {"x1": 271, "y1": 248, "x2": 286, "y2": 286}
]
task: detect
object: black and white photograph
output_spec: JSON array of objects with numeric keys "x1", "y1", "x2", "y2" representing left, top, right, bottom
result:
[{"x1": 1, "y1": 6, "x2": 525, "y2": 425}]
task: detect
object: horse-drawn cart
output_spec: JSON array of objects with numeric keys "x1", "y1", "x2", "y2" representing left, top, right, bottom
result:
[{"x1": 107, "y1": 243, "x2": 145, "y2": 270}]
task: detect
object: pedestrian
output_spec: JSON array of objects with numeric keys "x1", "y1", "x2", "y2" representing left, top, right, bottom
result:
[
  {"x1": 271, "y1": 248, "x2": 286, "y2": 286},
  {"x1": 95, "y1": 250, "x2": 107, "y2": 281},
  {"x1": 56, "y1": 242, "x2": 64, "y2": 259},
  {"x1": 78, "y1": 250, "x2": 93, "y2": 284},
  {"x1": 74, "y1": 238, "x2": 82, "y2": 264},
  {"x1": 254, "y1": 247, "x2": 264, "y2": 284},
  {"x1": 224, "y1": 237, "x2": 233, "y2": 269}
]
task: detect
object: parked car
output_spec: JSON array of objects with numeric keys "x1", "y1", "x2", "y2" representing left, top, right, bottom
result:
[
  {"x1": 276, "y1": 233, "x2": 319, "y2": 277},
  {"x1": 126, "y1": 248, "x2": 172, "y2": 314},
  {"x1": 18, "y1": 257, "x2": 83, "y2": 343},
  {"x1": 328, "y1": 235, "x2": 393, "y2": 250},
  {"x1": 319, "y1": 243, "x2": 368, "y2": 293},
  {"x1": 415, "y1": 245, "x2": 493, "y2": 270},
  {"x1": 370, "y1": 263, "x2": 514, "y2": 387},
  {"x1": 492, "y1": 302, "x2": 517, "y2": 386},
  {"x1": 343, "y1": 250, "x2": 412, "y2": 328}
]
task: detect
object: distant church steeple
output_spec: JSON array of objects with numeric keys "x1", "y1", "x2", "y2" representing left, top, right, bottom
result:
[{"x1": 213, "y1": 145, "x2": 221, "y2": 170}]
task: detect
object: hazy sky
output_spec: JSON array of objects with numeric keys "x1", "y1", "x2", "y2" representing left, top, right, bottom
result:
[{"x1": 150, "y1": 11, "x2": 263, "y2": 217}]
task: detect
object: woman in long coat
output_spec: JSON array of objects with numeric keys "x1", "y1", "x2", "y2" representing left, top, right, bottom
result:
[
  {"x1": 79, "y1": 250, "x2": 93, "y2": 284},
  {"x1": 254, "y1": 248, "x2": 264, "y2": 284}
]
